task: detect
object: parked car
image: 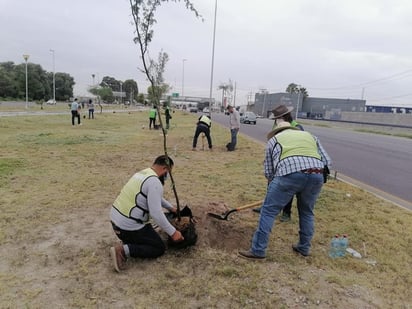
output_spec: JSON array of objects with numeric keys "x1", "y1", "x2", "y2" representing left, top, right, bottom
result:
[
  {"x1": 46, "y1": 99, "x2": 56, "y2": 105},
  {"x1": 189, "y1": 106, "x2": 198, "y2": 113},
  {"x1": 240, "y1": 111, "x2": 257, "y2": 124}
]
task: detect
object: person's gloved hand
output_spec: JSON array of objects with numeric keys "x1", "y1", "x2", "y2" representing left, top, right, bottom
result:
[{"x1": 171, "y1": 230, "x2": 184, "y2": 242}]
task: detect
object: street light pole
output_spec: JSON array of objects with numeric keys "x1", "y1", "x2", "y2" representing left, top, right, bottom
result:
[
  {"x1": 260, "y1": 88, "x2": 267, "y2": 117},
  {"x1": 119, "y1": 81, "x2": 123, "y2": 104},
  {"x1": 50, "y1": 49, "x2": 55, "y2": 103},
  {"x1": 296, "y1": 85, "x2": 302, "y2": 120},
  {"x1": 23, "y1": 54, "x2": 30, "y2": 109},
  {"x1": 208, "y1": 0, "x2": 218, "y2": 116},
  {"x1": 182, "y1": 59, "x2": 187, "y2": 97}
]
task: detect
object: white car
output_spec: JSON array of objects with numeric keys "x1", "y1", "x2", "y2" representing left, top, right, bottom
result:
[
  {"x1": 46, "y1": 99, "x2": 56, "y2": 105},
  {"x1": 240, "y1": 111, "x2": 257, "y2": 125}
]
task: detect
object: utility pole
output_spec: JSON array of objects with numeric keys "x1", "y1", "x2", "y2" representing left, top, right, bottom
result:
[
  {"x1": 233, "y1": 81, "x2": 237, "y2": 107},
  {"x1": 182, "y1": 59, "x2": 187, "y2": 97},
  {"x1": 208, "y1": 0, "x2": 217, "y2": 117},
  {"x1": 23, "y1": 54, "x2": 30, "y2": 109},
  {"x1": 296, "y1": 84, "x2": 302, "y2": 119},
  {"x1": 50, "y1": 49, "x2": 55, "y2": 103},
  {"x1": 260, "y1": 88, "x2": 267, "y2": 117}
]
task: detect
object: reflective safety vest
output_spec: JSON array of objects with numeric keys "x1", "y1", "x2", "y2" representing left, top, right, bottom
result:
[
  {"x1": 291, "y1": 120, "x2": 304, "y2": 131},
  {"x1": 149, "y1": 108, "x2": 156, "y2": 118},
  {"x1": 112, "y1": 168, "x2": 157, "y2": 223},
  {"x1": 199, "y1": 115, "x2": 211, "y2": 127},
  {"x1": 272, "y1": 120, "x2": 302, "y2": 130},
  {"x1": 276, "y1": 130, "x2": 321, "y2": 161}
]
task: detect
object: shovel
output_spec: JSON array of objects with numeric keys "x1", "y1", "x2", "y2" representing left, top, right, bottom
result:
[{"x1": 207, "y1": 200, "x2": 263, "y2": 220}]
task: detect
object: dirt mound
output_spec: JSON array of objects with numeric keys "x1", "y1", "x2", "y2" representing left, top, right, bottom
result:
[{"x1": 188, "y1": 201, "x2": 257, "y2": 252}]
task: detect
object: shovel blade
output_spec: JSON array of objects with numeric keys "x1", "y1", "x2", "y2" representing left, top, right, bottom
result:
[{"x1": 207, "y1": 212, "x2": 227, "y2": 220}]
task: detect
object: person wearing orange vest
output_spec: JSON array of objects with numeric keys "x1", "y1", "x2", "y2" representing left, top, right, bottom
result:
[{"x1": 109, "y1": 155, "x2": 183, "y2": 272}]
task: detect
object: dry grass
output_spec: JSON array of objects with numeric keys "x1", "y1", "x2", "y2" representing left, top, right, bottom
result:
[{"x1": 0, "y1": 108, "x2": 411, "y2": 308}]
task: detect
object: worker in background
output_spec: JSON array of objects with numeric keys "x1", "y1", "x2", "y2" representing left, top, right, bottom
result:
[{"x1": 192, "y1": 114, "x2": 212, "y2": 151}]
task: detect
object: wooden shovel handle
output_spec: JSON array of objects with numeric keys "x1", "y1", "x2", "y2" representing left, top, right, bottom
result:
[{"x1": 234, "y1": 200, "x2": 263, "y2": 211}]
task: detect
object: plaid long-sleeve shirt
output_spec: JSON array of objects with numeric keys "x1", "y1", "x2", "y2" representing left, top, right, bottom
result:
[{"x1": 264, "y1": 132, "x2": 331, "y2": 180}]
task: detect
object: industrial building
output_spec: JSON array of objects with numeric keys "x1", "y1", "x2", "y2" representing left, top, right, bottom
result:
[{"x1": 252, "y1": 92, "x2": 411, "y2": 121}]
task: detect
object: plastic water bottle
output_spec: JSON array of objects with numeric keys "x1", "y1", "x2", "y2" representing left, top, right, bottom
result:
[
  {"x1": 329, "y1": 235, "x2": 340, "y2": 258},
  {"x1": 346, "y1": 247, "x2": 362, "y2": 258},
  {"x1": 339, "y1": 234, "x2": 349, "y2": 257}
]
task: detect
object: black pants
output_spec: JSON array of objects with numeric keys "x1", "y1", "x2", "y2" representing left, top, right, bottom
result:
[
  {"x1": 193, "y1": 124, "x2": 212, "y2": 148},
  {"x1": 88, "y1": 109, "x2": 94, "y2": 119},
  {"x1": 111, "y1": 223, "x2": 166, "y2": 258},
  {"x1": 149, "y1": 117, "x2": 156, "y2": 129},
  {"x1": 71, "y1": 110, "x2": 80, "y2": 125}
]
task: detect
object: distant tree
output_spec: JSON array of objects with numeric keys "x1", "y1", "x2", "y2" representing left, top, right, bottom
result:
[
  {"x1": 0, "y1": 65, "x2": 15, "y2": 98},
  {"x1": 147, "y1": 83, "x2": 170, "y2": 104},
  {"x1": 14, "y1": 63, "x2": 49, "y2": 100},
  {"x1": 55, "y1": 73, "x2": 75, "y2": 101},
  {"x1": 137, "y1": 93, "x2": 145, "y2": 105},
  {"x1": 0, "y1": 61, "x2": 74, "y2": 101},
  {"x1": 100, "y1": 76, "x2": 120, "y2": 91},
  {"x1": 123, "y1": 79, "x2": 139, "y2": 103},
  {"x1": 286, "y1": 83, "x2": 309, "y2": 97},
  {"x1": 89, "y1": 86, "x2": 114, "y2": 103}
]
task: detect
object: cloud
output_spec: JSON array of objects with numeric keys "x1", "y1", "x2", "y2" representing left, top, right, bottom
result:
[{"x1": 1, "y1": 0, "x2": 412, "y2": 106}]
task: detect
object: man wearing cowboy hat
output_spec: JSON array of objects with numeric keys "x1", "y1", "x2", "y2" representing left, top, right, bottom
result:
[
  {"x1": 239, "y1": 105, "x2": 331, "y2": 259},
  {"x1": 253, "y1": 105, "x2": 304, "y2": 222}
]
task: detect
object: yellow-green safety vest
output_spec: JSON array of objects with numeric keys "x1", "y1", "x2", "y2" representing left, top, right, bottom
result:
[
  {"x1": 112, "y1": 168, "x2": 157, "y2": 222},
  {"x1": 199, "y1": 115, "x2": 211, "y2": 127},
  {"x1": 276, "y1": 130, "x2": 321, "y2": 161}
]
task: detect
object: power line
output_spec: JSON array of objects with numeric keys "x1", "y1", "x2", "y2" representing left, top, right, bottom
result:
[
  {"x1": 307, "y1": 68, "x2": 412, "y2": 91},
  {"x1": 367, "y1": 92, "x2": 412, "y2": 102}
]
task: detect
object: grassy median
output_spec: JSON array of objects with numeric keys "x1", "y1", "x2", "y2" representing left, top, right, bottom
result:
[{"x1": 0, "y1": 108, "x2": 411, "y2": 308}]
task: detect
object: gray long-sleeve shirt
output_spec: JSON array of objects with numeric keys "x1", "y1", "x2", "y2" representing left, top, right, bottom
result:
[
  {"x1": 110, "y1": 176, "x2": 176, "y2": 236},
  {"x1": 229, "y1": 110, "x2": 240, "y2": 129}
]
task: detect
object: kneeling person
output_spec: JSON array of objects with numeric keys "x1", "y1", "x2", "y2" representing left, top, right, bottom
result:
[{"x1": 110, "y1": 155, "x2": 183, "y2": 272}]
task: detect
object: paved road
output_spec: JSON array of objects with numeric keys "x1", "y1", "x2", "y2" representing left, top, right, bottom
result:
[{"x1": 211, "y1": 113, "x2": 412, "y2": 211}]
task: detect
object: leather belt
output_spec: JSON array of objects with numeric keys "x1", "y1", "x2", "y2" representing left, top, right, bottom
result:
[{"x1": 301, "y1": 168, "x2": 324, "y2": 174}]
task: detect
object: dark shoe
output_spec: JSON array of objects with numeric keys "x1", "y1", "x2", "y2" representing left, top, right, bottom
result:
[
  {"x1": 292, "y1": 244, "x2": 310, "y2": 257},
  {"x1": 252, "y1": 207, "x2": 261, "y2": 213},
  {"x1": 110, "y1": 244, "x2": 127, "y2": 272},
  {"x1": 280, "y1": 213, "x2": 291, "y2": 222},
  {"x1": 238, "y1": 250, "x2": 265, "y2": 260}
]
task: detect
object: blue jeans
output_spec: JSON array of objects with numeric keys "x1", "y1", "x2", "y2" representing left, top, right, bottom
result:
[
  {"x1": 230, "y1": 128, "x2": 238, "y2": 148},
  {"x1": 251, "y1": 172, "x2": 324, "y2": 257}
]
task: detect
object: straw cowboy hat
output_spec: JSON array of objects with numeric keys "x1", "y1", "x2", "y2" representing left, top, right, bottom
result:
[{"x1": 272, "y1": 105, "x2": 294, "y2": 119}]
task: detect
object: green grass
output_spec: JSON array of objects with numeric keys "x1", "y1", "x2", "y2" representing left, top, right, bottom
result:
[{"x1": 0, "y1": 109, "x2": 411, "y2": 308}]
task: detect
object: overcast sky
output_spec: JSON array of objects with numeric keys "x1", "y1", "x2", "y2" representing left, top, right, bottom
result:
[{"x1": 1, "y1": 0, "x2": 412, "y2": 107}]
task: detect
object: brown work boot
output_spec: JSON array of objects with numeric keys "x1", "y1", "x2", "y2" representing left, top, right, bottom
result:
[{"x1": 110, "y1": 243, "x2": 126, "y2": 272}]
